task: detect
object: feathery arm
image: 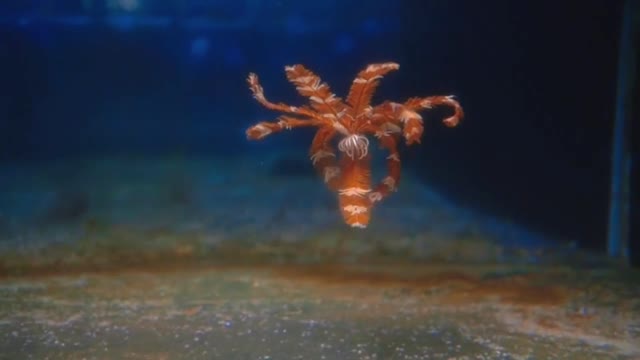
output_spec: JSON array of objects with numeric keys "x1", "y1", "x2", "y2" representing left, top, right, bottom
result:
[
  {"x1": 284, "y1": 65, "x2": 347, "y2": 120},
  {"x1": 404, "y1": 95, "x2": 464, "y2": 128},
  {"x1": 346, "y1": 62, "x2": 399, "y2": 118},
  {"x1": 247, "y1": 73, "x2": 320, "y2": 119},
  {"x1": 309, "y1": 127, "x2": 341, "y2": 190},
  {"x1": 372, "y1": 95, "x2": 463, "y2": 145},
  {"x1": 368, "y1": 132, "x2": 401, "y2": 204},
  {"x1": 246, "y1": 116, "x2": 323, "y2": 140},
  {"x1": 370, "y1": 102, "x2": 424, "y2": 145}
]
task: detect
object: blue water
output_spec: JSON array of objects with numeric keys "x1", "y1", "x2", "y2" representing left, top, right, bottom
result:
[{"x1": 0, "y1": 0, "x2": 627, "y2": 263}]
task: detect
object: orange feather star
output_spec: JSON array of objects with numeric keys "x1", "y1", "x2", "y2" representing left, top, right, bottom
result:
[{"x1": 246, "y1": 62, "x2": 464, "y2": 228}]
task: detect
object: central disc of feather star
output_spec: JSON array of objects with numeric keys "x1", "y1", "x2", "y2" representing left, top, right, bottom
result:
[{"x1": 245, "y1": 62, "x2": 464, "y2": 228}]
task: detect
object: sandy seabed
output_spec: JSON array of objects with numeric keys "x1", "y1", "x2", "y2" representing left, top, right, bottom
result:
[{"x1": 0, "y1": 155, "x2": 637, "y2": 359}]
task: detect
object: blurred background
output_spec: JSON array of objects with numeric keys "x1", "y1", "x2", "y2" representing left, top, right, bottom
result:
[{"x1": 0, "y1": 0, "x2": 637, "y2": 268}]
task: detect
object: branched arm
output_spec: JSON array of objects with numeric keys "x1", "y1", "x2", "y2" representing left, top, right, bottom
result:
[
  {"x1": 346, "y1": 62, "x2": 399, "y2": 119},
  {"x1": 247, "y1": 73, "x2": 319, "y2": 119},
  {"x1": 403, "y1": 95, "x2": 464, "y2": 128},
  {"x1": 370, "y1": 101, "x2": 423, "y2": 145},
  {"x1": 371, "y1": 95, "x2": 464, "y2": 145},
  {"x1": 309, "y1": 127, "x2": 341, "y2": 190},
  {"x1": 284, "y1": 64, "x2": 347, "y2": 120},
  {"x1": 367, "y1": 132, "x2": 401, "y2": 204},
  {"x1": 246, "y1": 116, "x2": 323, "y2": 140}
]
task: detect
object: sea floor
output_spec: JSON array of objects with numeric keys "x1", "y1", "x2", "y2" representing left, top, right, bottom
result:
[{"x1": 0, "y1": 155, "x2": 638, "y2": 359}]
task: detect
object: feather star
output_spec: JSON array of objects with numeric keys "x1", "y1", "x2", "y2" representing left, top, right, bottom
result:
[{"x1": 246, "y1": 62, "x2": 464, "y2": 229}]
